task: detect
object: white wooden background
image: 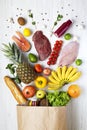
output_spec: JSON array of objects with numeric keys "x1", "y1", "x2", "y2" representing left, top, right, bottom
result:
[{"x1": 0, "y1": 0, "x2": 87, "y2": 130}]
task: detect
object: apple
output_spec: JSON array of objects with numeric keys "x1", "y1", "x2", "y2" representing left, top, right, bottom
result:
[
  {"x1": 43, "y1": 68, "x2": 51, "y2": 76},
  {"x1": 36, "y1": 90, "x2": 46, "y2": 99},
  {"x1": 22, "y1": 86, "x2": 36, "y2": 98}
]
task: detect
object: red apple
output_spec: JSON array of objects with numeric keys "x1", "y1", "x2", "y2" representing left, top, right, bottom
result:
[
  {"x1": 22, "y1": 86, "x2": 36, "y2": 98},
  {"x1": 43, "y1": 68, "x2": 51, "y2": 76}
]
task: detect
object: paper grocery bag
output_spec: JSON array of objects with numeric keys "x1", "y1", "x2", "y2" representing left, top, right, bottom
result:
[{"x1": 17, "y1": 106, "x2": 67, "y2": 130}]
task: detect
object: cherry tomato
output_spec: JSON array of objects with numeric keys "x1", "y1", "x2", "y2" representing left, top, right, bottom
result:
[
  {"x1": 51, "y1": 61, "x2": 56, "y2": 65},
  {"x1": 47, "y1": 61, "x2": 51, "y2": 65},
  {"x1": 49, "y1": 57, "x2": 53, "y2": 61},
  {"x1": 53, "y1": 47, "x2": 58, "y2": 51},
  {"x1": 53, "y1": 57, "x2": 56, "y2": 60},
  {"x1": 53, "y1": 52, "x2": 58, "y2": 57},
  {"x1": 59, "y1": 40, "x2": 63, "y2": 43},
  {"x1": 34, "y1": 64, "x2": 43, "y2": 73},
  {"x1": 50, "y1": 53, "x2": 55, "y2": 57},
  {"x1": 55, "y1": 41, "x2": 59, "y2": 44},
  {"x1": 47, "y1": 40, "x2": 63, "y2": 65},
  {"x1": 52, "y1": 51, "x2": 56, "y2": 55}
]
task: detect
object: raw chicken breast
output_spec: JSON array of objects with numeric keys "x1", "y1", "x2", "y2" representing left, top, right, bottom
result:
[
  {"x1": 32, "y1": 31, "x2": 51, "y2": 61},
  {"x1": 59, "y1": 41, "x2": 79, "y2": 66}
]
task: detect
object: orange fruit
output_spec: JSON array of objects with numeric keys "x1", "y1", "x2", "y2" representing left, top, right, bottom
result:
[{"x1": 68, "y1": 84, "x2": 81, "y2": 98}]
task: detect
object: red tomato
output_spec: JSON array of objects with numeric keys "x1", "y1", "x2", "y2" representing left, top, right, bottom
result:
[
  {"x1": 47, "y1": 40, "x2": 63, "y2": 65},
  {"x1": 59, "y1": 40, "x2": 63, "y2": 44},
  {"x1": 51, "y1": 61, "x2": 56, "y2": 65},
  {"x1": 22, "y1": 86, "x2": 36, "y2": 98},
  {"x1": 50, "y1": 53, "x2": 55, "y2": 57},
  {"x1": 49, "y1": 57, "x2": 53, "y2": 61},
  {"x1": 34, "y1": 64, "x2": 43, "y2": 73},
  {"x1": 47, "y1": 61, "x2": 51, "y2": 65},
  {"x1": 52, "y1": 52, "x2": 58, "y2": 57},
  {"x1": 55, "y1": 40, "x2": 59, "y2": 44},
  {"x1": 52, "y1": 57, "x2": 57, "y2": 61}
]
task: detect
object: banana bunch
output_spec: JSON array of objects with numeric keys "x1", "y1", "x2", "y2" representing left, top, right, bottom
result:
[{"x1": 48, "y1": 66, "x2": 81, "y2": 90}]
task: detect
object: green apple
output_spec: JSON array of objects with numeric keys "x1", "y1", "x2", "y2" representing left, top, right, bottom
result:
[{"x1": 36, "y1": 90, "x2": 46, "y2": 99}]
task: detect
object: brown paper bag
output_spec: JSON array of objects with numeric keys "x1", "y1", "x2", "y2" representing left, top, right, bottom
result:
[{"x1": 17, "y1": 106, "x2": 67, "y2": 130}]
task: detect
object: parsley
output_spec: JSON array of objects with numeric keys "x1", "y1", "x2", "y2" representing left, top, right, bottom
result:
[
  {"x1": 6, "y1": 63, "x2": 21, "y2": 84},
  {"x1": 51, "y1": 14, "x2": 63, "y2": 36},
  {"x1": 32, "y1": 21, "x2": 36, "y2": 25},
  {"x1": 28, "y1": 11, "x2": 37, "y2": 29}
]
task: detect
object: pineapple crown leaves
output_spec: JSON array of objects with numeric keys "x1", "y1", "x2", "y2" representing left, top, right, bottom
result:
[{"x1": 1, "y1": 43, "x2": 22, "y2": 65}]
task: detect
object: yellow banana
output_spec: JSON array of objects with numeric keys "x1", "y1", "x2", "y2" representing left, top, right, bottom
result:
[
  {"x1": 69, "y1": 72, "x2": 81, "y2": 82},
  {"x1": 48, "y1": 82, "x2": 60, "y2": 86},
  {"x1": 48, "y1": 83, "x2": 61, "y2": 89},
  {"x1": 62, "y1": 66, "x2": 67, "y2": 79},
  {"x1": 48, "y1": 66, "x2": 82, "y2": 90},
  {"x1": 48, "y1": 82, "x2": 62, "y2": 90},
  {"x1": 48, "y1": 76, "x2": 58, "y2": 84},
  {"x1": 67, "y1": 68, "x2": 78, "y2": 80},
  {"x1": 48, "y1": 86, "x2": 59, "y2": 90},
  {"x1": 65, "y1": 66, "x2": 73, "y2": 79},
  {"x1": 51, "y1": 71, "x2": 60, "y2": 81},
  {"x1": 56, "y1": 67, "x2": 62, "y2": 80}
]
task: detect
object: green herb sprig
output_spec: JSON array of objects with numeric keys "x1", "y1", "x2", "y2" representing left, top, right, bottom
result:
[
  {"x1": 51, "y1": 14, "x2": 63, "y2": 36},
  {"x1": 6, "y1": 64, "x2": 16, "y2": 75},
  {"x1": 6, "y1": 63, "x2": 21, "y2": 84},
  {"x1": 28, "y1": 10, "x2": 37, "y2": 29}
]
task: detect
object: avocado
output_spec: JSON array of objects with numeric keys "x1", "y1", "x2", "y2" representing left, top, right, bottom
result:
[{"x1": 28, "y1": 53, "x2": 38, "y2": 63}]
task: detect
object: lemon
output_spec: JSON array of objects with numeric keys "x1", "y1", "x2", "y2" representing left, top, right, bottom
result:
[{"x1": 23, "y1": 28, "x2": 31, "y2": 37}]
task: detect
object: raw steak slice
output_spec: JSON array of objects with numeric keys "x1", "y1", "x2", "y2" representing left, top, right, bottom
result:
[{"x1": 32, "y1": 31, "x2": 51, "y2": 61}]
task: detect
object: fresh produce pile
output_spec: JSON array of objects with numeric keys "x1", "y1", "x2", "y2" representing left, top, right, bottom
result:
[{"x1": 2, "y1": 11, "x2": 83, "y2": 107}]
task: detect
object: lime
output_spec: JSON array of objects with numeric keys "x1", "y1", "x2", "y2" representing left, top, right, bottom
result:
[
  {"x1": 75, "y1": 59, "x2": 82, "y2": 66},
  {"x1": 64, "y1": 33, "x2": 72, "y2": 40},
  {"x1": 23, "y1": 28, "x2": 31, "y2": 37}
]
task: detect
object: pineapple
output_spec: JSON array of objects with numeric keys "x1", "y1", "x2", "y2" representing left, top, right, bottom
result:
[
  {"x1": 16, "y1": 62, "x2": 36, "y2": 84},
  {"x1": 2, "y1": 43, "x2": 37, "y2": 84}
]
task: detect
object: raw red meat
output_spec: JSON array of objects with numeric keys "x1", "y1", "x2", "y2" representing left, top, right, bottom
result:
[{"x1": 32, "y1": 31, "x2": 51, "y2": 61}]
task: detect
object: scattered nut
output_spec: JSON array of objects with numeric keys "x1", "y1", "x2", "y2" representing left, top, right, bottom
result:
[
  {"x1": 73, "y1": 36, "x2": 79, "y2": 41},
  {"x1": 77, "y1": 24, "x2": 85, "y2": 29},
  {"x1": 43, "y1": 24, "x2": 47, "y2": 28},
  {"x1": 17, "y1": 17, "x2": 26, "y2": 26},
  {"x1": 8, "y1": 17, "x2": 14, "y2": 23}
]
